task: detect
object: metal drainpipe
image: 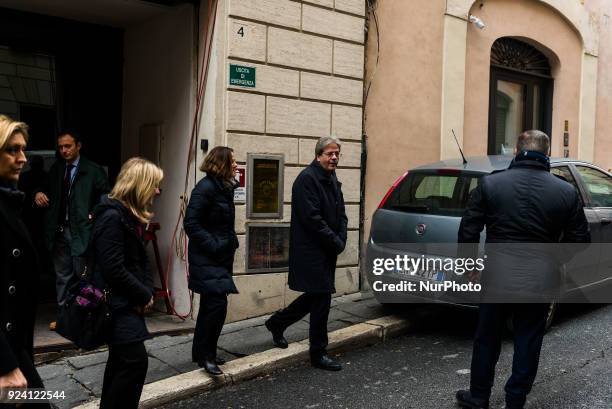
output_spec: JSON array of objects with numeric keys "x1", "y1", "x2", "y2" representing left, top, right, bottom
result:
[{"x1": 359, "y1": 131, "x2": 368, "y2": 292}]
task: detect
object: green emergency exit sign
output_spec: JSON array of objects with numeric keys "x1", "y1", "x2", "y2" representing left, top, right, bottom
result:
[{"x1": 229, "y1": 64, "x2": 256, "y2": 88}]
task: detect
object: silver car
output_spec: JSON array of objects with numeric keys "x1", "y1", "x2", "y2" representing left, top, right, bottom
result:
[{"x1": 366, "y1": 156, "x2": 612, "y2": 324}]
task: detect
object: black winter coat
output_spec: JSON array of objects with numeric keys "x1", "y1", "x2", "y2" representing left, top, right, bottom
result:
[
  {"x1": 458, "y1": 158, "x2": 590, "y2": 301},
  {"x1": 0, "y1": 184, "x2": 40, "y2": 375},
  {"x1": 288, "y1": 160, "x2": 348, "y2": 293},
  {"x1": 92, "y1": 196, "x2": 154, "y2": 345},
  {"x1": 184, "y1": 176, "x2": 239, "y2": 295}
]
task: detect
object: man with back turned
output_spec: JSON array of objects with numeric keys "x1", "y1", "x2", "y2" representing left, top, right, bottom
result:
[{"x1": 456, "y1": 130, "x2": 590, "y2": 409}]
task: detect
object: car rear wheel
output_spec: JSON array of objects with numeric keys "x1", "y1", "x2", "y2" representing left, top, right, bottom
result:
[{"x1": 544, "y1": 302, "x2": 557, "y2": 329}]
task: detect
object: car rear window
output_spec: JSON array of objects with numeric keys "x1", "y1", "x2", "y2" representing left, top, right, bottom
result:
[{"x1": 382, "y1": 172, "x2": 480, "y2": 216}]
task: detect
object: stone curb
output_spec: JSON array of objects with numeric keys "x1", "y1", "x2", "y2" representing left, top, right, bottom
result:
[{"x1": 74, "y1": 316, "x2": 411, "y2": 409}]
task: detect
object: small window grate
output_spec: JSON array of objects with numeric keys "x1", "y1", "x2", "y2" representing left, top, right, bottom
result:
[{"x1": 491, "y1": 38, "x2": 551, "y2": 76}]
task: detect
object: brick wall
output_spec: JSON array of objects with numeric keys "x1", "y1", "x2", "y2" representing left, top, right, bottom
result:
[{"x1": 220, "y1": 0, "x2": 365, "y2": 321}]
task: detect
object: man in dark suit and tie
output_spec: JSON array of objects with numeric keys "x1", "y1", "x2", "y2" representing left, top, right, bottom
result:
[{"x1": 34, "y1": 131, "x2": 109, "y2": 330}]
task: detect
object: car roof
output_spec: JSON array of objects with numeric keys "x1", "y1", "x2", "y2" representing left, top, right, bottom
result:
[{"x1": 411, "y1": 155, "x2": 596, "y2": 173}]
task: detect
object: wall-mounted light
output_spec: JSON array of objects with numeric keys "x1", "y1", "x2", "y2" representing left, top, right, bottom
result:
[{"x1": 469, "y1": 14, "x2": 486, "y2": 29}]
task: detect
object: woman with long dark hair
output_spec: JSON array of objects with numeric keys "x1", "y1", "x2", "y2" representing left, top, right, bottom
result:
[
  {"x1": 184, "y1": 146, "x2": 239, "y2": 375},
  {"x1": 95, "y1": 157, "x2": 163, "y2": 408}
]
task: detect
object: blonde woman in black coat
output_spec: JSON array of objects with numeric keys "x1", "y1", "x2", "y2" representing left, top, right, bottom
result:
[
  {"x1": 94, "y1": 158, "x2": 163, "y2": 409},
  {"x1": 184, "y1": 146, "x2": 239, "y2": 376},
  {"x1": 0, "y1": 115, "x2": 51, "y2": 408}
]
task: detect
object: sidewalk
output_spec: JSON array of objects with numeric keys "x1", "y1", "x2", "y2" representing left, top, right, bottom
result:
[{"x1": 36, "y1": 292, "x2": 395, "y2": 409}]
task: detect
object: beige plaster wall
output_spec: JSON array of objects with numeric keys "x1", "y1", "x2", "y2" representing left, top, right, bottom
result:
[
  {"x1": 463, "y1": 0, "x2": 583, "y2": 158},
  {"x1": 590, "y1": 0, "x2": 612, "y2": 170},
  {"x1": 363, "y1": 0, "x2": 446, "y2": 236},
  {"x1": 447, "y1": 0, "x2": 598, "y2": 56},
  {"x1": 579, "y1": 53, "x2": 598, "y2": 162},
  {"x1": 440, "y1": 15, "x2": 468, "y2": 160},
  {"x1": 122, "y1": 5, "x2": 195, "y2": 315}
]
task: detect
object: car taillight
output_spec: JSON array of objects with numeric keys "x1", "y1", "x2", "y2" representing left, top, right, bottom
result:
[{"x1": 378, "y1": 171, "x2": 408, "y2": 209}]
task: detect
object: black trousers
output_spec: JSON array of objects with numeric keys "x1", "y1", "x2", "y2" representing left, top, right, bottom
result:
[
  {"x1": 52, "y1": 226, "x2": 83, "y2": 307},
  {"x1": 267, "y1": 292, "x2": 332, "y2": 358},
  {"x1": 192, "y1": 293, "x2": 228, "y2": 363},
  {"x1": 470, "y1": 303, "x2": 549, "y2": 408},
  {"x1": 100, "y1": 342, "x2": 148, "y2": 409}
]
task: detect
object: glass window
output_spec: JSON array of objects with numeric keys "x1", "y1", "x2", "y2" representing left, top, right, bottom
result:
[
  {"x1": 468, "y1": 177, "x2": 479, "y2": 193},
  {"x1": 494, "y1": 80, "x2": 525, "y2": 155},
  {"x1": 575, "y1": 166, "x2": 612, "y2": 207},
  {"x1": 384, "y1": 173, "x2": 479, "y2": 216},
  {"x1": 533, "y1": 84, "x2": 541, "y2": 130},
  {"x1": 247, "y1": 154, "x2": 284, "y2": 218},
  {"x1": 551, "y1": 166, "x2": 578, "y2": 189},
  {"x1": 0, "y1": 45, "x2": 57, "y2": 151},
  {"x1": 489, "y1": 38, "x2": 553, "y2": 155},
  {"x1": 551, "y1": 166, "x2": 583, "y2": 205},
  {"x1": 246, "y1": 224, "x2": 290, "y2": 273},
  {"x1": 414, "y1": 175, "x2": 457, "y2": 199}
]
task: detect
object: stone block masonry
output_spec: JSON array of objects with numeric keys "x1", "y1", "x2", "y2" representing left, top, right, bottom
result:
[{"x1": 220, "y1": 0, "x2": 366, "y2": 321}]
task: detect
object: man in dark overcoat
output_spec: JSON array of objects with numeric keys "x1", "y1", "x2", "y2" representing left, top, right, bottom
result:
[
  {"x1": 455, "y1": 130, "x2": 590, "y2": 409},
  {"x1": 0, "y1": 116, "x2": 50, "y2": 407},
  {"x1": 265, "y1": 136, "x2": 348, "y2": 371},
  {"x1": 34, "y1": 131, "x2": 109, "y2": 330}
]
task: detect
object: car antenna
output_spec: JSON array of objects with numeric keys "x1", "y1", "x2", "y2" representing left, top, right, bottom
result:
[{"x1": 452, "y1": 129, "x2": 468, "y2": 165}]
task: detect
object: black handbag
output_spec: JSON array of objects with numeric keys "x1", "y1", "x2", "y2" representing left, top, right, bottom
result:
[{"x1": 57, "y1": 264, "x2": 112, "y2": 350}]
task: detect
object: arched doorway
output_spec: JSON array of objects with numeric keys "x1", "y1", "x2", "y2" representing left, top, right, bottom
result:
[{"x1": 488, "y1": 37, "x2": 554, "y2": 154}]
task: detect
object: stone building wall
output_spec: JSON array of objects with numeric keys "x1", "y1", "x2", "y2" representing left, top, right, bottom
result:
[{"x1": 219, "y1": 0, "x2": 365, "y2": 321}]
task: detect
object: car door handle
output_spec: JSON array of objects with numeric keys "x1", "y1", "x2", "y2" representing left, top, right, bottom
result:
[{"x1": 601, "y1": 218, "x2": 612, "y2": 225}]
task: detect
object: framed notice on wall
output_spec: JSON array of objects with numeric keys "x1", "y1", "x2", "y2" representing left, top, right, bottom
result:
[
  {"x1": 234, "y1": 164, "x2": 246, "y2": 203},
  {"x1": 246, "y1": 223, "x2": 290, "y2": 273},
  {"x1": 247, "y1": 153, "x2": 284, "y2": 218}
]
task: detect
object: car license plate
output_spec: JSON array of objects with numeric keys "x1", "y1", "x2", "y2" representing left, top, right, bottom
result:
[
  {"x1": 413, "y1": 269, "x2": 444, "y2": 281},
  {"x1": 390, "y1": 257, "x2": 445, "y2": 282}
]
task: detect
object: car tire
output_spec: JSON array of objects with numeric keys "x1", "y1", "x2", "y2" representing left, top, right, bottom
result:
[
  {"x1": 505, "y1": 302, "x2": 557, "y2": 333},
  {"x1": 544, "y1": 302, "x2": 557, "y2": 330}
]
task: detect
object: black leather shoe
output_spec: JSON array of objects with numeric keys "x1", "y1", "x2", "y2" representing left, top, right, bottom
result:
[
  {"x1": 311, "y1": 354, "x2": 342, "y2": 371},
  {"x1": 265, "y1": 320, "x2": 288, "y2": 349},
  {"x1": 199, "y1": 360, "x2": 223, "y2": 376},
  {"x1": 215, "y1": 357, "x2": 226, "y2": 365},
  {"x1": 455, "y1": 390, "x2": 489, "y2": 409}
]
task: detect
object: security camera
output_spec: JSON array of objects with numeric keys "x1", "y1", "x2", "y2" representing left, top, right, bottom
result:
[{"x1": 469, "y1": 14, "x2": 486, "y2": 29}]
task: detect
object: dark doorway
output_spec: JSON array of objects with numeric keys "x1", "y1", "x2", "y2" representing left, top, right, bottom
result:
[
  {"x1": 488, "y1": 38, "x2": 553, "y2": 155},
  {"x1": 0, "y1": 8, "x2": 124, "y2": 303},
  {"x1": 0, "y1": 7, "x2": 123, "y2": 180},
  {"x1": 20, "y1": 105, "x2": 57, "y2": 151}
]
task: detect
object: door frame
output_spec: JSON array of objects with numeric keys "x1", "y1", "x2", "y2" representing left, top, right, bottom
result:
[{"x1": 488, "y1": 66, "x2": 554, "y2": 155}]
